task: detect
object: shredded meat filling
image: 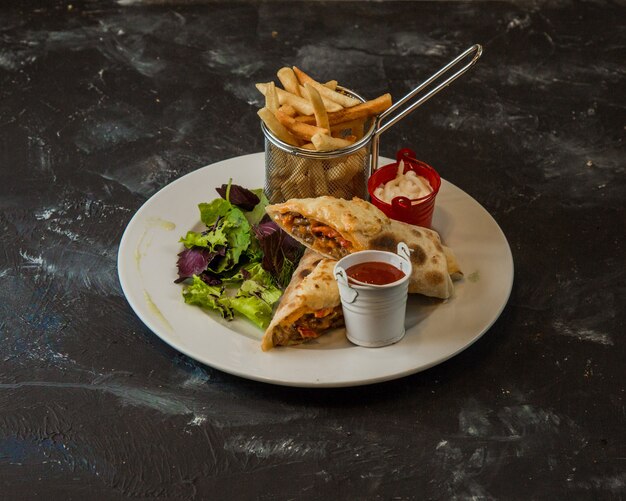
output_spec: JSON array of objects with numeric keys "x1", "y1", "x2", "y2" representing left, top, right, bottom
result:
[
  {"x1": 279, "y1": 212, "x2": 352, "y2": 259},
  {"x1": 274, "y1": 306, "x2": 344, "y2": 345}
]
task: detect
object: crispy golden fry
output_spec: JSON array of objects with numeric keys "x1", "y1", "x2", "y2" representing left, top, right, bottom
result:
[
  {"x1": 351, "y1": 168, "x2": 367, "y2": 195},
  {"x1": 268, "y1": 187, "x2": 283, "y2": 203},
  {"x1": 256, "y1": 83, "x2": 314, "y2": 116},
  {"x1": 324, "y1": 80, "x2": 338, "y2": 90},
  {"x1": 311, "y1": 133, "x2": 355, "y2": 151},
  {"x1": 265, "y1": 81, "x2": 279, "y2": 112},
  {"x1": 299, "y1": 85, "x2": 343, "y2": 112},
  {"x1": 326, "y1": 158, "x2": 362, "y2": 183},
  {"x1": 297, "y1": 176, "x2": 313, "y2": 197},
  {"x1": 304, "y1": 83, "x2": 330, "y2": 131},
  {"x1": 275, "y1": 110, "x2": 329, "y2": 141},
  {"x1": 267, "y1": 151, "x2": 296, "y2": 200},
  {"x1": 278, "y1": 104, "x2": 298, "y2": 117},
  {"x1": 300, "y1": 142, "x2": 316, "y2": 150},
  {"x1": 295, "y1": 93, "x2": 392, "y2": 126},
  {"x1": 257, "y1": 107, "x2": 300, "y2": 146},
  {"x1": 329, "y1": 185, "x2": 347, "y2": 198},
  {"x1": 282, "y1": 176, "x2": 300, "y2": 200},
  {"x1": 283, "y1": 166, "x2": 313, "y2": 199},
  {"x1": 266, "y1": 174, "x2": 285, "y2": 203},
  {"x1": 293, "y1": 66, "x2": 360, "y2": 108},
  {"x1": 277, "y1": 67, "x2": 301, "y2": 97},
  {"x1": 308, "y1": 162, "x2": 329, "y2": 196}
]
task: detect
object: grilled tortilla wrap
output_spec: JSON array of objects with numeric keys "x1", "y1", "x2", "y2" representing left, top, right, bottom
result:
[
  {"x1": 262, "y1": 249, "x2": 343, "y2": 351},
  {"x1": 266, "y1": 196, "x2": 462, "y2": 299}
]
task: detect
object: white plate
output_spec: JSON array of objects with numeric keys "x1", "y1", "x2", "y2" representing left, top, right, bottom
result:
[{"x1": 118, "y1": 152, "x2": 513, "y2": 387}]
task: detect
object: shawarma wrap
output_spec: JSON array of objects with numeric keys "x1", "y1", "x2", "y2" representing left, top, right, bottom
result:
[
  {"x1": 262, "y1": 249, "x2": 343, "y2": 351},
  {"x1": 266, "y1": 196, "x2": 462, "y2": 299}
]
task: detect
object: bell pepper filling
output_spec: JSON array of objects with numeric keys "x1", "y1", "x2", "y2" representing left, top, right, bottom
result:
[
  {"x1": 294, "y1": 307, "x2": 344, "y2": 340},
  {"x1": 274, "y1": 306, "x2": 344, "y2": 346},
  {"x1": 278, "y1": 212, "x2": 352, "y2": 259}
]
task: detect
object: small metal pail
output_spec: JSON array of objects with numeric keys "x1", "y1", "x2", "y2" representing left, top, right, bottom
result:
[{"x1": 334, "y1": 242, "x2": 413, "y2": 348}]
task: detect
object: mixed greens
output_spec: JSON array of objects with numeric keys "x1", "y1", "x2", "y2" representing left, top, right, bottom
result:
[{"x1": 176, "y1": 182, "x2": 302, "y2": 329}]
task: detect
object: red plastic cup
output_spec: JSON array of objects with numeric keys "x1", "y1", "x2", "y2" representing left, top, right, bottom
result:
[{"x1": 368, "y1": 148, "x2": 441, "y2": 229}]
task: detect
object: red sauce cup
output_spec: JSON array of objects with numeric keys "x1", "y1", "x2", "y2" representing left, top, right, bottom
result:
[{"x1": 368, "y1": 148, "x2": 441, "y2": 229}]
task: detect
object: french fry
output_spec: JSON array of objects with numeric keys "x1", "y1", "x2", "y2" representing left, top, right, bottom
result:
[
  {"x1": 300, "y1": 142, "x2": 316, "y2": 150},
  {"x1": 257, "y1": 108, "x2": 300, "y2": 146},
  {"x1": 351, "y1": 169, "x2": 367, "y2": 195},
  {"x1": 282, "y1": 176, "x2": 300, "y2": 200},
  {"x1": 275, "y1": 110, "x2": 329, "y2": 141},
  {"x1": 277, "y1": 67, "x2": 301, "y2": 97},
  {"x1": 326, "y1": 158, "x2": 362, "y2": 183},
  {"x1": 296, "y1": 176, "x2": 313, "y2": 198},
  {"x1": 308, "y1": 162, "x2": 329, "y2": 196},
  {"x1": 268, "y1": 188, "x2": 283, "y2": 203},
  {"x1": 311, "y1": 133, "x2": 354, "y2": 151},
  {"x1": 295, "y1": 93, "x2": 392, "y2": 126},
  {"x1": 304, "y1": 83, "x2": 330, "y2": 131},
  {"x1": 330, "y1": 185, "x2": 349, "y2": 199},
  {"x1": 256, "y1": 83, "x2": 314, "y2": 116},
  {"x1": 299, "y1": 85, "x2": 343, "y2": 112},
  {"x1": 283, "y1": 165, "x2": 313, "y2": 199},
  {"x1": 293, "y1": 66, "x2": 360, "y2": 108},
  {"x1": 324, "y1": 80, "x2": 338, "y2": 90},
  {"x1": 278, "y1": 104, "x2": 298, "y2": 117},
  {"x1": 267, "y1": 150, "x2": 294, "y2": 191},
  {"x1": 266, "y1": 175, "x2": 285, "y2": 203},
  {"x1": 265, "y1": 81, "x2": 279, "y2": 112}
]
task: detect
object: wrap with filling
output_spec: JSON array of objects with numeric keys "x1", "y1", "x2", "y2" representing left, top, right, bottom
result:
[
  {"x1": 262, "y1": 249, "x2": 343, "y2": 351},
  {"x1": 266, "y1": 196, "x2": 462, "y2": 299}
]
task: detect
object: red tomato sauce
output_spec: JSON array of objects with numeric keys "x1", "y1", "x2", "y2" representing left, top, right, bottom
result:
[{"x1": 346, "y1": 261, "x2": 405, "y2": 285}]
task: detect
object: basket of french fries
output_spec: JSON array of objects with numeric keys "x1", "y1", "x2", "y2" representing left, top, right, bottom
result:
[
  {"x1": 256, "y1": 45, "x2": 483, "y2": 203},
  {"x1": 257, "y1": 66, "x2": 392, "y2": 203}
]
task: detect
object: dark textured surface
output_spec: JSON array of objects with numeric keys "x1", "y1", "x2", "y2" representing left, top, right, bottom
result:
[{"x1": 1, "y1": 1, "x2": 624, "y2": 499}]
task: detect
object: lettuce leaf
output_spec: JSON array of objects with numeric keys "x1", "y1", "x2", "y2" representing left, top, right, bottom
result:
[
  {"x1": 179, "y1": 229, "x2": 228, "y2": 250},
  {"x1": 245, "y1": 189, "x2": 270, "y2": 226},
  {"x1": 216, "y1": 183, "x2": 260, "y2": 211},
  {"x1": 228, "y1": 295, "x2": 274, "y2": 329},
  {"x1": 177, "y1": 186, "x2": 298, "y2": 330},
  {"x1": 229, "y1": 265, "x2": 282, "y2": 328},
  {"x1": 182, "y1": 276, "x2": 233, "y2": 320},
  {"x1": 182, "y1": 264, "x2": 282, "y2": 329},
  {"x1": 198, "y1": 198, "x2": 232, "y2": 227},
  {"x1": 253, "y1": 221, "x2": 304, "y2": 288},
  {"x1": 190, "y1": 198, "x2": 252, "y2": 273},
  {"x1": 176, "y1": 248, "x2": 218, "y2": 282}
]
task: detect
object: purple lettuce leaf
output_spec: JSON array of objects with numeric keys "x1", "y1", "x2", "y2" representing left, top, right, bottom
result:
[
  {"x1": 216, "y1": 184, "x2": 260, "y2": 211},
  {"x1": 199, "y1": 271, "x2": 223, "y2": 286},
  {"x1": 175, "y1": 248, "x2": 215, "y2": 283},
  {"x1": 252, "y1": 221, "x2": 304, "y2": 288}
]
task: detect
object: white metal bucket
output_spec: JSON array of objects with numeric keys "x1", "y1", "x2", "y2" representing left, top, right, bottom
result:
[{"x1": 334, "y1": 242, "x2": 412, "y2": 347}]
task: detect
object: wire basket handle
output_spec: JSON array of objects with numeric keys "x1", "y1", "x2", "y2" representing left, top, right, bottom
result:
[{"x1": 370, "y1": 44, "x2": 483, "y2": 171}]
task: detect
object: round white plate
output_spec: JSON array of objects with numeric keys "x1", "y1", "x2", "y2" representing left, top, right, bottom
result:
[{"x1": 118, "y1": 152, "x2": 513, "y2": 387}]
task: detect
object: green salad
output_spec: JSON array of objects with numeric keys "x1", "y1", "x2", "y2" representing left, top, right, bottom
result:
[{"x1": 175, "y1": 182, "x2": 302, "y2": 329}]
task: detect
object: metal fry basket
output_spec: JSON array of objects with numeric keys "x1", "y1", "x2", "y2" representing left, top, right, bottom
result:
[{"x1": 262, "y1": 44, "x2": 483, "y2": 204}]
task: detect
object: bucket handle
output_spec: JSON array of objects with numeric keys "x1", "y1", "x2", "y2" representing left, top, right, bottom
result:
[
  {"x1": 397, "y1": 242, "x2": 412, "y2": 264},
  {"x1": 334, "y1": 268, "x2": 359, "y2": 303},
  {"x1": 370, "y1": 44, "x2": 483, "y2": 172},
  {"x1": 397, "y1": 242, "x2": 413, "y2": 276}
]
